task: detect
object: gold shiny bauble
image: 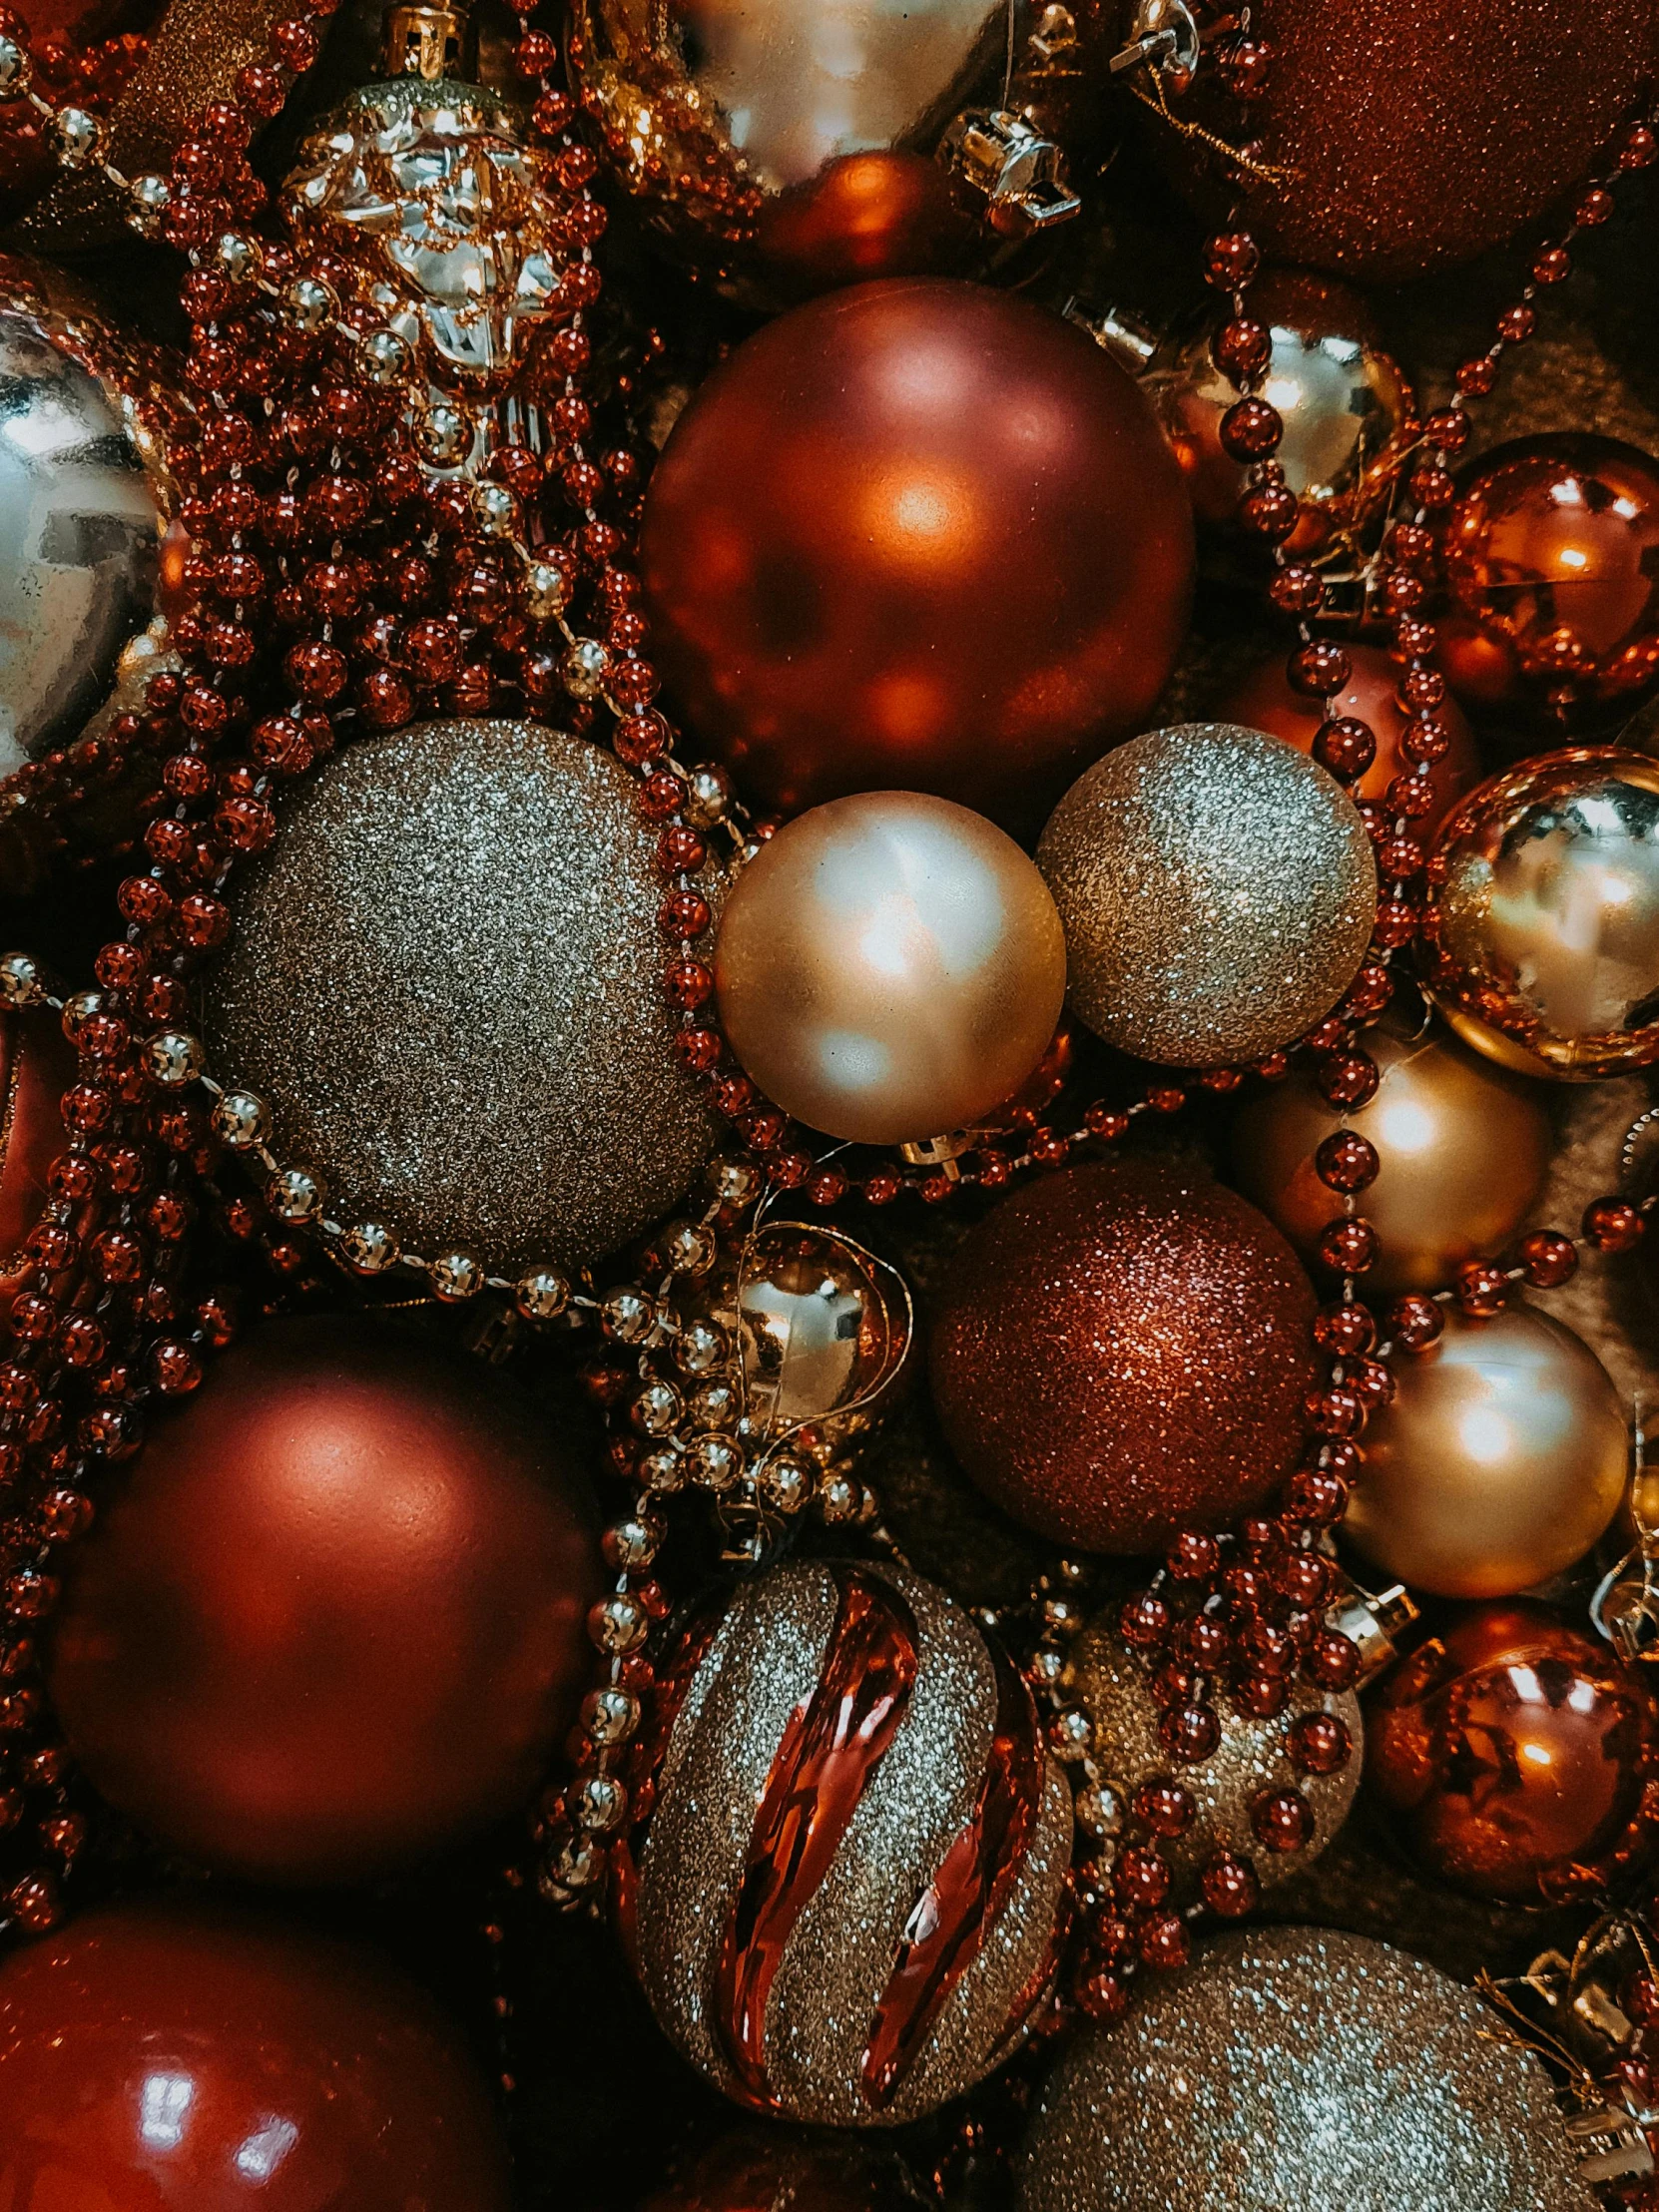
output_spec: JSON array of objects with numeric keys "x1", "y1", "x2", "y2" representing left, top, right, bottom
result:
[
  {"x1": 1231, "y1": 1019, "x2": 1551, "y2": 1294},
  {"x1": 730, "y1": 1221, "x2": 910, "y2": 1445},
  {"x1": 1036, "y1": 724, "x2": 1376, "y2": 1068},
  {"x1": 629, "y1": 1557, "x2": 1072, "y2": 2127},
  {"x1": 715, "y1": 792, "x2": 1067, "y2": 1144},
  {"x1": 1072, "y1": 1621, "x2": 1360, "y2": 1898},
  {"x1": 204, "y1": 719, "x2": 721, "y2": 1275},
  {"x1": 1425, "y1": 748, "x2": 1659, "y2": 1079},
  {"x1": 1346, "y1": 1305, "x2": 1628, "y2": 1600}
]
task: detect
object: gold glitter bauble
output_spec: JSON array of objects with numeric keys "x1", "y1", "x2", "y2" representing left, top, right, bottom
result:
[
  {"x1": 204, "y1": 719, "x2": 721, "y2": 1275},
  {"x1": 1036, "y1": 725, "x2": 1376, "y2": 1068},
  {"x1": 1072, "y1": 1622, "x2": 1360, "y2": 1899},
  {"x1": 628, "y1": 1557, "x2": 1072, "y2": 2127},
  {"x1": 1020, "y1": 1928, "x2": 1596, "y2": 2212}
]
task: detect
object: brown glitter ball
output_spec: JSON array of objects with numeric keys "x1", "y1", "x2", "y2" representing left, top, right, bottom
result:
[{"x1": 927, "y1": 1160, "x2": 1318, "y2": 1554}]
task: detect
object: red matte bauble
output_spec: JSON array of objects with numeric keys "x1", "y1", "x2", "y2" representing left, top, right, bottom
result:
[
  {"x1": 0, "y1": 1007, "x2": 76, "y2": 1306},
  {"x1": 639, "y1": 277, "x2": 1195, "y2": 831},
  {"x1": 1223, "y1": 642, "x2": 1480, "y2": 841},
  {"x1": 1366, "y1": 1602, "x2": 1659, "y2": 1905},
  {"x1": 927, "y1": 1159, "x2": 1318, "y2": 1553},
  {"x1": 1438, "y1": 435, "x2": 1659, "y2": 732},
  {"x1": 47, "y1": 1314, "x2": 601, "y2": 1884},
  {"x1": 0, "y1": 1901, "x2": 513, "y2": 2208}
]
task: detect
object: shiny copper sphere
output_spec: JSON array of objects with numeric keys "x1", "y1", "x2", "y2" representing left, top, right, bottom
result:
[
  {"x1": 640, "y1": 278, "x2": 1195, "y2": 831},
  {"x1": 48, "y1": 1314, "x2": 601, "y2": 1884},
  {"x1": 0, "y1": 1902, "x2": 513, "y2": 2207},
  {"x1": 1439, "y1": 435, "x2": 1659, "y2": 732},
  {"x1": 1367, "y1": 1602, "x2": 1659, "y2": 1905}
]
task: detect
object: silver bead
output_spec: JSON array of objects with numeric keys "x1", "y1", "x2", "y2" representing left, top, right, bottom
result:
[
  {"x1": 1029, "y1": 1645, "x2": 1069, "y2": 1690},
  {"x1": 146, "y1": 1029, "x2": 205, "y2": 1087},
  {"x1": 214, "y1": 232, "x2": 260, "y2": 282},
  {"x1": 358, "y1": 328, "x2": 411, "y2": 386},
  {"x1": 639, "y1": 1445, "x2": 686, "y2": 1494},
  {"x1": 472, "y1": 482, "x2": 518, "y2": 539},
  {"x1": 629, "y1": 1379, "x2": 682, "y2": 1437},
  {"x1": 582, "y1": 1685, "x2": 641, "y2": 1745},
  {"x1": 686, "y1": 1377, "x2": 739, "y2": 1430},
  {"x1": 61, "y1": 988, "x2": 105, "y2": 1037},
  {"x1": 55, "y1": 108, "x2": 104, "y2": 166},
  {"x1": 429, "y1": 1249, "x2": 486, "y2": 1302},
  {"x1": 1042, "y1": 1593, "x2": 1087, "y2": 1636},
  {"x1": 590, "y1": 1590, "x2": 650, "y2": 1654},
  {"x1": 417, "y1": 401, "x2": 470, "y2": 467},
  {"x1": 0, "y1": 37, "x2": 29, "y2": 90},
  {"x1": 708, "y1": 1155, "x2": 762, "y2": 1206},
  {"x1": 606, "y1": 1512, "x2": 664, "y2": 1569},
  {"x1": 683, "y1": 764, "x2": 735, "y2": 830},
  {"x1": 515, "y1": 1265, "x2": 571, "y2": 1321},
  {"x1": 1048, "y1": 1706, "x2": 1094, "y2": 1764},
  {"x1": 338, "y1": 1219, "x2": 400, "y2": 1276},
  {"x1": 1073, "y1": 1780, "x2": 1125, "y2": 1839},
  {"x1": 600, "y1": 1286, "x2": 658, "y2": 1344},
  {"x1": 522, "y1": 561, "x2": 570, "y2": 620},
  {"x1": 756, "y1": 1451, "x2": 813, "y2": 1513},
  {"x1": 268, "y1": 1165, "x2": 325, "y2": 1223},
  {"x1": 282, "y1": 276, "x2": 337, "y2": 333},
  {"x1": 663, "y1": 1219, "x2": 717, "y2": 1276},
  {"x1": 572, "y1": 1772, "x2": 630, "y2": 1834},
  {"x1": 819, "y1": 1471, "x2": 862, "y2": 1525},
  {"x1": 212, "y1": 1088, "x2": 271, "y2": 1150},
  {"x1": 0, "y1": 952, "x2": 44, "y2": 1009},
  {"x1": 685, "y1": 1432, "x2": 744, "y2": 1491},
  {"x1": 539, "y1": 1832, "x2": 604, "y2": 1899},
  {"x1": 562, "y1": 638, "x2": 611, "y2": 700},
  {"x1": 672, "y1": 1316, "x2": 728, "y2": 1376},
  {"x1": 128, "y1": 174, "x2": 171, "y2": 234}
]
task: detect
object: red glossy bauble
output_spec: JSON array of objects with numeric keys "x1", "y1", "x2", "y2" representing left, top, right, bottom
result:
[
  {"x1": 0, "y1": 1901, "x2": 513, "y2": 2208},
  {"x1": 927, "y1": 1158, "x2": 1318, "y2": 1553},
  {"x1": 639, "y1": 277, "x2": 1195, "y2": 831},
  {"x1": 1222, "y1": 642, "x2": 1480, "y2": 840},
  {"x1": 48, "y1": 1313, "x2": 601, "y2": 1884},
  {"x1": 0, "y1": 1008, "x2": 76, "y2": 1306},
  {"x1": 1366, "y1": 1601, "x2": 1659, "y2": 1905},
  {"x1": 1438, "y1": 435, "x2": 1659, "y2": 732}
]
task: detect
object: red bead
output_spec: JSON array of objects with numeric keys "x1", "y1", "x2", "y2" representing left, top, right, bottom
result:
[
  {"x1": 1317, "y1": 1053, "x2": 1380, "y2": 1110},
  {"x1": 1166, "y1": 1530, "x2": 1219, "y2": 1581},
  {"x1": 1584, "y1": 1197, "x2": 1644, "y2": 1253},
  {"x1": 1119, "y1": 1590, "x2": 1171, "y2": 1650},
  {"x1": 1214, "y1": 316, "x2": 1271, "y2": 382},
  {"x1": 1251, "y1": 1786, "x2": 1315, "y2": 1853},
  {"x1": 1315, "y1": 1130, "x2": 1379, "y2": 1194},
  {"x1": 1289, "y1": 1710, "x2": 1352, "y2": 1776},
  {"x1": 1288, "y1": 640, "x2": 1352, "y2": 699},
  {"x1": 1305, "y1": 1628, "x2": 1361, "y2": 1692},
  {"x1": 1314, "y1": 1301, "x2": 1375, "y2": 1359},
  {"x1": 1220, "y1": 396, "x2": 1283, "y2": 461},
  {"x1": 1452, "y1": 1259, "x2": 1511, "y2": 1318},
  {"x1": 1200, "y1": 1851, "x2": 1260, "y2": 1917},
  {"x1": 1204, "y1": 231, "x2": 1260, "y2": 288},
  {"x1": 1133, "y1": 1779, "x2": 1194, "y2": 1838},
  {"x1": 1316, "y1": 1216, "x2": 1378, "y2": 1275},
  {"x1": 1137, "y1": 1912, "x2": 1192, "y2": 1970},
  {"x1": 1159, "y1": 1701, "x2": 1221, "y2": 1764},
  {"x1": 1114, "y1": 1847, "x2": 1171, "y2": 1910},
  {"x1": 1518, "y1": 1229, "x2": 1577, "y2": 1289},
  {"x1": 1312, "y1": 716, "x2": 1377, "y2": 782},
  {"x1": 1269, "y1": 565, "x2": 1325, "y2": 616}
]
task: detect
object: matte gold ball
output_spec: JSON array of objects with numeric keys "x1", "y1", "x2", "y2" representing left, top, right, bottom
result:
[
  {"x1": 1230, "y1": 1019, "x2": 1551, "y2": 1294},
  {"x1": 1347, "y1": 1305, "x2": 1627, "y2": 1599},
  {"x1": 1037, "y1": 725, "x2": 1376, "y2": 1067},
  {"x1": 714, "y1": 792, "x2": 1067, "y2": 1143}
]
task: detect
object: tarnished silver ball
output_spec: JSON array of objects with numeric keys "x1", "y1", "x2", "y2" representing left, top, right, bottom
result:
[
  {"x1": 204, "y1": 719, "x2": 722, "y2": 1275},
  {"x1": 1036, "y1": 725, "x2": 1377, "y2": 1067},
  {"x1": 1020, "y1": 1927, "x2": 1594, "y2": 2212}
]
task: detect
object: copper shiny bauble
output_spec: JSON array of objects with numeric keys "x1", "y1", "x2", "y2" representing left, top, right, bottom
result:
[
  {"x1": 715, "y1": 792, "x2": 1067, "y2": 1143},
  {"x1": 0, "y1": 1902, "x2": 513, "y2": 2208},
  {"x1": 628, "y1": 1557, "x2": 1072, "y2": 2126},
  {"x1": 1424, "y1": 748, "x2": 1659, "y2": 1080},
  {"x1": 1231, "y1": 1019, "x2": 1550, "y2": 1296},
  {"x1": 639, "y1": 279, "x2": 1195, "y2": 830},
  {"x1": 1345, "y1": 1305, "x2": 1627, "y2": 1600},
  {"x1": 927, "y1": 1159, "x2": 1318, "y2": 1553},
  {"x1": 1367, "y1": 1602, "x2": 1659, "y2": 1906},
  {"x1": 47, "y1": 1314, "x2": 601, "y2": 1884},
  {"x1": 1439, "y1": 436, "x2": 1659, "y2": 732},
  {"x1": 1223, "y1": 640, "x2": 1479, "y2": 840}
]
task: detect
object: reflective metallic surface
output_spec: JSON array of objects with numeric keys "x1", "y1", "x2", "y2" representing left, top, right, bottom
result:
[
  {"x1": 732, "y1": 1222, "x2": 910, "y2": 1441},
  {"x1": 1346, "y1": 1304, "x2": 1627, "y2": 1599},
  {"x1": 1426, "y1": 748, "x2": 1659, "y2": 1079}
]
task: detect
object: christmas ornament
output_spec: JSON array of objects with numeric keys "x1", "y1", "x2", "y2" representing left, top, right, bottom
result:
[
  {"x1": 1071, "y1": 1616, "x2": 1361, "y2": 1898},
  {"x1": 1020, "y1": 1926, "x2": 1597, "y2": 2212},
  {"x1": 203, "y1": 718, "x2": 723, "y2": 1276},
  {"x1": 644, "y1": 2130, "x2": 920, "y2": 2212},
  {"x1": 1036, "y1": 724, "x2": 1376, "y2": 1067},
  {"x1": 1438, "y1": 436, "x2": 1659, "y2": 732},
  {"x1": 1367, "y1": 1601, "x2": 1659, "y2": 1905},
  {"x1": 47, "y1": 1313, "x2": 601, "y2": 1884},
  {"x1": 714, "y1": 792, "x2": 1067, "y2": 1144},
  {"x1": 626, "y1": 1557, "x2": 1073, "y2": 2126},
  {"x1": 1222, "y1": 640, "x2": 1479, "y2": 838},
  {"x1": 639, "y1": 278, "x2": 1195, "y2": 830},
  {"x1": 1230, "y1": 1019, "x2": 1551, "y2": 1295},
  {"x1": 1346, "y1": 1305, "x2": 1627, "y2": 1600},
  {"x1": 723, "y1": 1219, "x2": 911, "y2": 1454},
  {"x1": 1423, "y1": 748, "x2": 1659, "y2": 1081},
  {"x1": 0, "y1": 1006, "x2": 77, "y2": 1309},
  {"x1": 927, "y1": 1159, "x2": 1318, "y2": 1553},
  {"x1": 0, "y1": 1901, "x2": 513, "y2": 2208}
]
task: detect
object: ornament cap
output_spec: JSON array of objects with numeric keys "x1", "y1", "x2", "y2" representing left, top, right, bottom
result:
[{"x1": 380, "y1": 1, "x2": 467, "y2": 81}]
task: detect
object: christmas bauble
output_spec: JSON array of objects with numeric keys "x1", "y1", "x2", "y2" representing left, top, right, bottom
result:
[
  {"x1": 714, "y1": 792, "x2": 1067, "y2": 1143},
  {"x1": 0, "y1": 1007, "x2": 76, "y2": 1310},
  {"x1": 47, "y1": 1314, "x2": 601, "y2": 1884},
  {"x1": 1230, "y1": 1019, "x2": 1551, "y2": 1295},
  {"x1": 627, "y1": 1557, "x2": 1072, "y2": 2126},
  {"x1": 927, "y1": 1160, "x2": 1318, "y2": 1553},
  {"x1": 0, "y1": 1902, "x2": 513, "y2": 2208},
  {"x1": 203, "y1": 718, "x2": 722, "y2": 1275},
  {"x1": 1423, "y1": 748, "x2": 1659, "y2": 1080},
  {"x1": 639, "y1": 279, "x2": 1195, "y2": 830},
  {"x1": 1222, "y1": 641, "x2": 1479, "y2": 839},
  {"x1": 1036, "y1": 725, "x2": 1376, "y2": 1067},
  {"x1": 1345, "y1": 1305, "x2": 1626, "y2": 1599},
  {"x1": 1020, "y1": 1927, "x2": 1596, "y2": 2212},
  {"x1": 1367, "y1": 1602, "x2": 1659, "y2": 1905},
  {"x1": 1439, "y1": 436, "x2": 1659, "y2": 732},
  {"x1": 644, "y1": 2130, "x2": 919, "y2": 2212},
  {"x1": 1072, "y1": 1619, "x2": 1361, "y2": 1897}
]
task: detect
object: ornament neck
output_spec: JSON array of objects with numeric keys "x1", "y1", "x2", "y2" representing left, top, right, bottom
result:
[{"x1": 380, "y1": 1, "x2": 468, "y2": 81}]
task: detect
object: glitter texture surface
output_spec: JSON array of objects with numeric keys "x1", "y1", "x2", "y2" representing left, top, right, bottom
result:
[
  {"x1": 1036, "y1": 724, "x2": 1375, "y2": 1069},
  {"x1": 204, "y1": 719, "x2": 721, "y2": 1274},
  {"x1": 1020, "y1": 1927, "x2": 1596, "y2": 2212},
  {"x1": 635, "y1": 1559, "x2": 1072, "y2": 2127}
]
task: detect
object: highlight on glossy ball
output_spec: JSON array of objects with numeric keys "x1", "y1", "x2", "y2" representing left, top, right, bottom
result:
[
  {"x1": 1424, "y1": 747, "x2": 1659, "y2": 1078},
  {"x1": 1036, "y1": 723, "x2": 1377, "y2": 1067},
  {"x1": 1344, "y1": 1304, "x2": 1626, "y2": 1600},
  {"x1": 714, "y1": 790, "x2": 1067, "y2": 1144}
]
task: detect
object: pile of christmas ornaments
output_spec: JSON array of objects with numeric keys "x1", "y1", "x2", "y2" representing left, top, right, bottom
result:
[{"x1": 0, "y1": 0, "x2": 1656, "y2": 2206}]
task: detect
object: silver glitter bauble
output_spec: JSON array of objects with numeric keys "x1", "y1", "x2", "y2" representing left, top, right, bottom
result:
[
  {"x1": 1072, "y1": 1622, "x2": 1360, "y2": 1897},
  {"x1": 629, "y1": 1557, "x2": 1073, "y2": 2126},
  {"x1": 1021, "y1": 1928, "x2": 1595, "y2": 2212},
  {"x1": 1036, "y1": 725, "x2": 1377, "y2": 1067},
  {"x1": 204, "y1": 719, "x2": 722, "y2": 1274}
]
